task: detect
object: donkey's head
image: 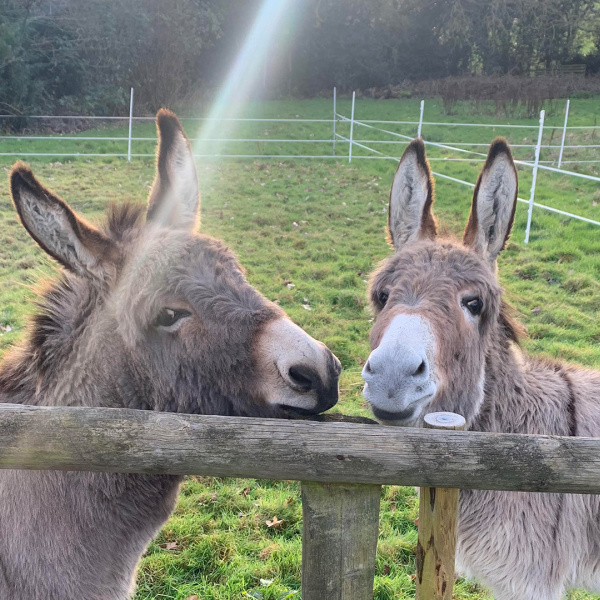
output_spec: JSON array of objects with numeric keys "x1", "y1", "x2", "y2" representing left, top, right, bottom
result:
[
  {"x1": 7, "y1": 110, "x2": 340, "y2": 417},
  {"x1": 363, "y1": 138, "x2": 518, "y2": 427}
]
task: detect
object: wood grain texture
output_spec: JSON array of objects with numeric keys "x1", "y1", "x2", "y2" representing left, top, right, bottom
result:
[
  {"x1": 416, "y1": 413, "x2": 466, "y2": 600},
  {"x1": 301, "y1": 482, "x2": 381, "y2": 600},
  {"x1": 1, "y1": 404, "x2": 600, "y2": 493}
]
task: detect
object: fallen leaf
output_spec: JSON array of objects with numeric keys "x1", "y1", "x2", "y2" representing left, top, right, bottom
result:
[
  {"x1": 186, "y1": 596, "x2": 199, "y2": 600},
  {"x1": 241, "y1": 486, "x2": 251, "y2": 497},
  {"x1": 531, "y1": 306, "x2": 541, "y2": 315},
  {"x1": 382, "y1": 564, "x2": 391, "y2": 576},
  {"x1": 266, "y1": 516, "x2": 284, "y2": 528},
  {"x1": 164, "y1": 541, "x2": 178, "y2": 550},
  {"x1": 260, "y1": 578, "x2": 274, "y2": 586}
]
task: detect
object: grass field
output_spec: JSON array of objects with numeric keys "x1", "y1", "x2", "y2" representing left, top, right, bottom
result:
[{"x1": 1, "y1": 98, "x2": 599, "y2": 599}]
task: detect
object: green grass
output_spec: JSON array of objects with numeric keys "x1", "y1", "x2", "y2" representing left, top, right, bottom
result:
[{"x1": 0, "y1": 98, "x2": 599, "y2": 599}]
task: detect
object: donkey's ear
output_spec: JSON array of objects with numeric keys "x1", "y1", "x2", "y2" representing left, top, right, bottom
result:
[
  {"x1": 10, "y1": 163, "x2": 114, "y2": 277},
  {"x1": 463, "y1": 138, "x2": 518, "y2": 264},
  {"x1": 388, "y1": 138, "x2": 436, "y2": 250},
  {"x1": 147, "y1": 109, "x2": 199, "y2": 230}
]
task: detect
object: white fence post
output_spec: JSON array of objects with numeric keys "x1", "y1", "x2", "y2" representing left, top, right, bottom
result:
[
  {"x1": 348, "y1": 91, "x2": 356, "y2": 163},
  {"x1": 333, "y1": 87, "x2": 337, "y2": 156},
  {"x1": 417, "y1": 100, "x2": 424, "y2": 138},
  {"x1": 557, "y1": 99, "x2": 570, "y2": 169},
  {"x1": 127, "y1": 87, "x2": 134, "y2": 162},
  {"x1": 525, "y1": 109, "x2": 545, "y2": 244}
]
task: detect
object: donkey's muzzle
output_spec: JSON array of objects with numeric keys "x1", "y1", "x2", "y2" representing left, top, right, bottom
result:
[{"x1": 256, "y1": 318, "x2": 341, "y2": 414}]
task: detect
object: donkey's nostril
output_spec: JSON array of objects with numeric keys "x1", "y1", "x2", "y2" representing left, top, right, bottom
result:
[
  {"x1": 364, "y1": 360, "x2": 373, "y2": 374},
  {"x1": 412, "y1": 360, "x2": 427, "y2": 377},
  {"x1": 287, "y1": 365, "x2": 318, "y2": 393}
]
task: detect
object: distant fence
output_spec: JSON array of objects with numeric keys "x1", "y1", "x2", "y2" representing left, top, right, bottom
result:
[
  {"x1": 1, "y1": 88, "x2": 599, "y2": 241},
  {"x1": 2, "y1": 404, "x2": 600, "y2": 599}
]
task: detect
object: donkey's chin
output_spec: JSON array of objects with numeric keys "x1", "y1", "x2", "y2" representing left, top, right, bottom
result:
[{"x1": 367, "y1": 394, "x2": 434, "y2": 427}]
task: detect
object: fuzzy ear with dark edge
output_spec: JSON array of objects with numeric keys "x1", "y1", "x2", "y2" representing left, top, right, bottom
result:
[
  {"x1": 388, "y1": 138, "x2": 437, "y2": 250},
  {"x1": 463, "y1": 138, "x2": 518, "y2": 264},
  {"x1": 146, "y1": 109, "x2": 199, "y2": 230},
  {"x1": 10, "y1": 163, "x2": 115, "y2": 277}
]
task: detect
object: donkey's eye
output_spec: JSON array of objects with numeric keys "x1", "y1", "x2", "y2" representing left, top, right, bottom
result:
[
  {"x1": 155, "y1": 308, "x2": 191, "y2": 329},
  {"x1": 377, "y1": 290, "x2": 389, "y2": 306},
  {"x1": 463, "y1": 297, "x2": 484, "y2": 316}
]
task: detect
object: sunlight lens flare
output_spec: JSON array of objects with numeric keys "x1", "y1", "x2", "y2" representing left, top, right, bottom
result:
[{"x1": 194, "y1": 0, "x2": 298, "y2": 157}]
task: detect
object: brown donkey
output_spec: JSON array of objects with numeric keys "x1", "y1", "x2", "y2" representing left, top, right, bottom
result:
[
  {"x1": 363, "y1": 138, "x2": 600, "y2": 599},
  {"x1": 0, "y1": 110, "x2": 340, "y2": 600}
]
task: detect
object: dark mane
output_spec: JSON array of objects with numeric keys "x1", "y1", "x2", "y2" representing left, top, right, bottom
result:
[
  {"x1": 499, "y1": 299, "x2": 524, "y2": 346},
  {"x1": 102, "y1": 202, "x2": 146, "y2": 241}
]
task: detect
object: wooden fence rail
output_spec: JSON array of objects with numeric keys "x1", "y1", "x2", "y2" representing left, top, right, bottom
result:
[{"x1": 2, "y1": 403, "x2": 600, "y2": 600}]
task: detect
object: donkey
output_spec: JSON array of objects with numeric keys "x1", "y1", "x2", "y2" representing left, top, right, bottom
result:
[
  {"x1": 0, "y1": 109, "x2": 340, "y2": 600},
  {"x1": 362, "y1": 138, "x2": 600, "y2": 599}
]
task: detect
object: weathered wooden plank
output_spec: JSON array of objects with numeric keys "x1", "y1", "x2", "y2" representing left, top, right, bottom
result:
[
  {"x1": 301, "y1": 482, "x2": 381, "y2": 600},
  {"x1": 1, "y1": 404, "x2": 600, "y2": 493},
  {"x1": 416, "y1": 413, "x2": 466, "y2": 600}
]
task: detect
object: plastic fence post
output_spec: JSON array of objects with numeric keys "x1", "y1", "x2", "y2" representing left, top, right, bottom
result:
[
  {"x1": 333, "y1": 87, "x2": 337, "y2": 156},
  {"x1": 558, "y1": 99, "x2": 570, "y2": 169},
  {"x1": 349, "y1": 91, "x2": 355, "y2": 163},
  {"x1": 525, "y1": 109, "x2": 545, "y2": 244},
  {"x1": 418, "y1": 100, "x2": 424, "y2": 138},
  {"x1": 127, "y1": 88, "x2": 134, "y2": 162}
]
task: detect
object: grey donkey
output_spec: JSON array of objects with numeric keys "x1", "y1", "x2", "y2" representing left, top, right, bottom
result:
[
  {"x1": 0, "y1": 110, "x2": 341, "y2": 600},
  {"x1": 362, "y1": 138, "x2": 600, "y2": 599}
]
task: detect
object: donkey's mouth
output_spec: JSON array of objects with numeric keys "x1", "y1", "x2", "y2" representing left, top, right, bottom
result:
[
  {"x1": 277, "y1": 402, "x2": 337, "y2": 419},
  {"x1": 371, "y1": 405, "x2": 417, "y2": 424},
  {"x1": 278, "y1": 404, "x2": 320, "y2": 418},
  {"x1": 370, "y1": 396, "x2": 433, "y2": 426}
]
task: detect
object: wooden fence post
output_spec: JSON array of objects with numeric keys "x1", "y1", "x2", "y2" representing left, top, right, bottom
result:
[
  {"x1": 301, "y1": 481, "x2": 381, "y2": 600},
  {"x1": 416, "y1": 412, "x2": 466, "y2": 600}
]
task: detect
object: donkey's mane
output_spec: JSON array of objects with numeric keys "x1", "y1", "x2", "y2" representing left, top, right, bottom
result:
[
  {"x1": 499, "y1": 300, "x2": 522, "y2": 346},
  {"x1": 0, "y1": 202, "x2": 146, "y2": 398},
  {"x1": 102, "y1": 201, "x2": 146, "y2": 240}
]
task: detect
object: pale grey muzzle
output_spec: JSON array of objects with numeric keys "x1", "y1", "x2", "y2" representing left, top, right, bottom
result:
[{"x1": 362, "y1": 314, "x2": 437, "y2": 424}]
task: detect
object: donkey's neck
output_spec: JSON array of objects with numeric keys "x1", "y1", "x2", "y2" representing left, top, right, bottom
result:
[
  {"x1": 472, "y1": 329, "x2": 577, "y2": 437},
  {"x1": 0, "y1": 276, "x2": 119, "y2": 408}
]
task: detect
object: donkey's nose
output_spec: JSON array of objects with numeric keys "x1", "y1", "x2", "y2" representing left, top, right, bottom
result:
[
  {"x1": 287, "y1": 364, "x2": 320, "y2": 393},
  {"x1": 364, "y1": 346, "x2": 429, "y2": 385},
  {"x1": 256, "y1": 317, "x2": 340, "y2": 414},
  {"x1": 362, "y1": 313, "x2": 437, "y2": 422}
]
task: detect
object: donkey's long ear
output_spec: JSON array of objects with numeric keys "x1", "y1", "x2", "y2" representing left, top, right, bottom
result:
[
  {"x1": 147, "y1": 109, "x2": 199, "y2": 230},
  {"x1": 388, "y1": 139, "x2": 436, "y2": 250},
  {"x1": 463, "y1": 138, "x2": 518, "y2": 264},
  {"x1": 10, "y1": 163, "x2": 114, "y2": 277}
]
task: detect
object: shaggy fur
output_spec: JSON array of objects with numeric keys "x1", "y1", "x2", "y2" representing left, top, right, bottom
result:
[
  {"x1": 0, "y1": 110, "x2": 339, "y2": 600},
  {"x1": 367, "y1": 138, "x2": 600, "y2": 599}
]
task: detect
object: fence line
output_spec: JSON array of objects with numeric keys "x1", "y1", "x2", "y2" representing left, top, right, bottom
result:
[
  {"x1": 335, "y1": 97, "x2": 600, "y2": 235},
  {"x1": 339, "y1": 112, "x2": 600, "y2": 183},
  {"x1": 2, "y1": 95, "x2": 598, "y2": 233},
  {"x1": 2, "y1": 403, "x2": 600, "y2": 600},
  {"x1": 3, "y1": 136, "x2": 600, "y2": 150},
  {"x1": 336, "y1": 129, "x2": 600, "y2": 228},
  {"x1": 2, "y1": 404, "x2": 600, "y2": 493}
]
